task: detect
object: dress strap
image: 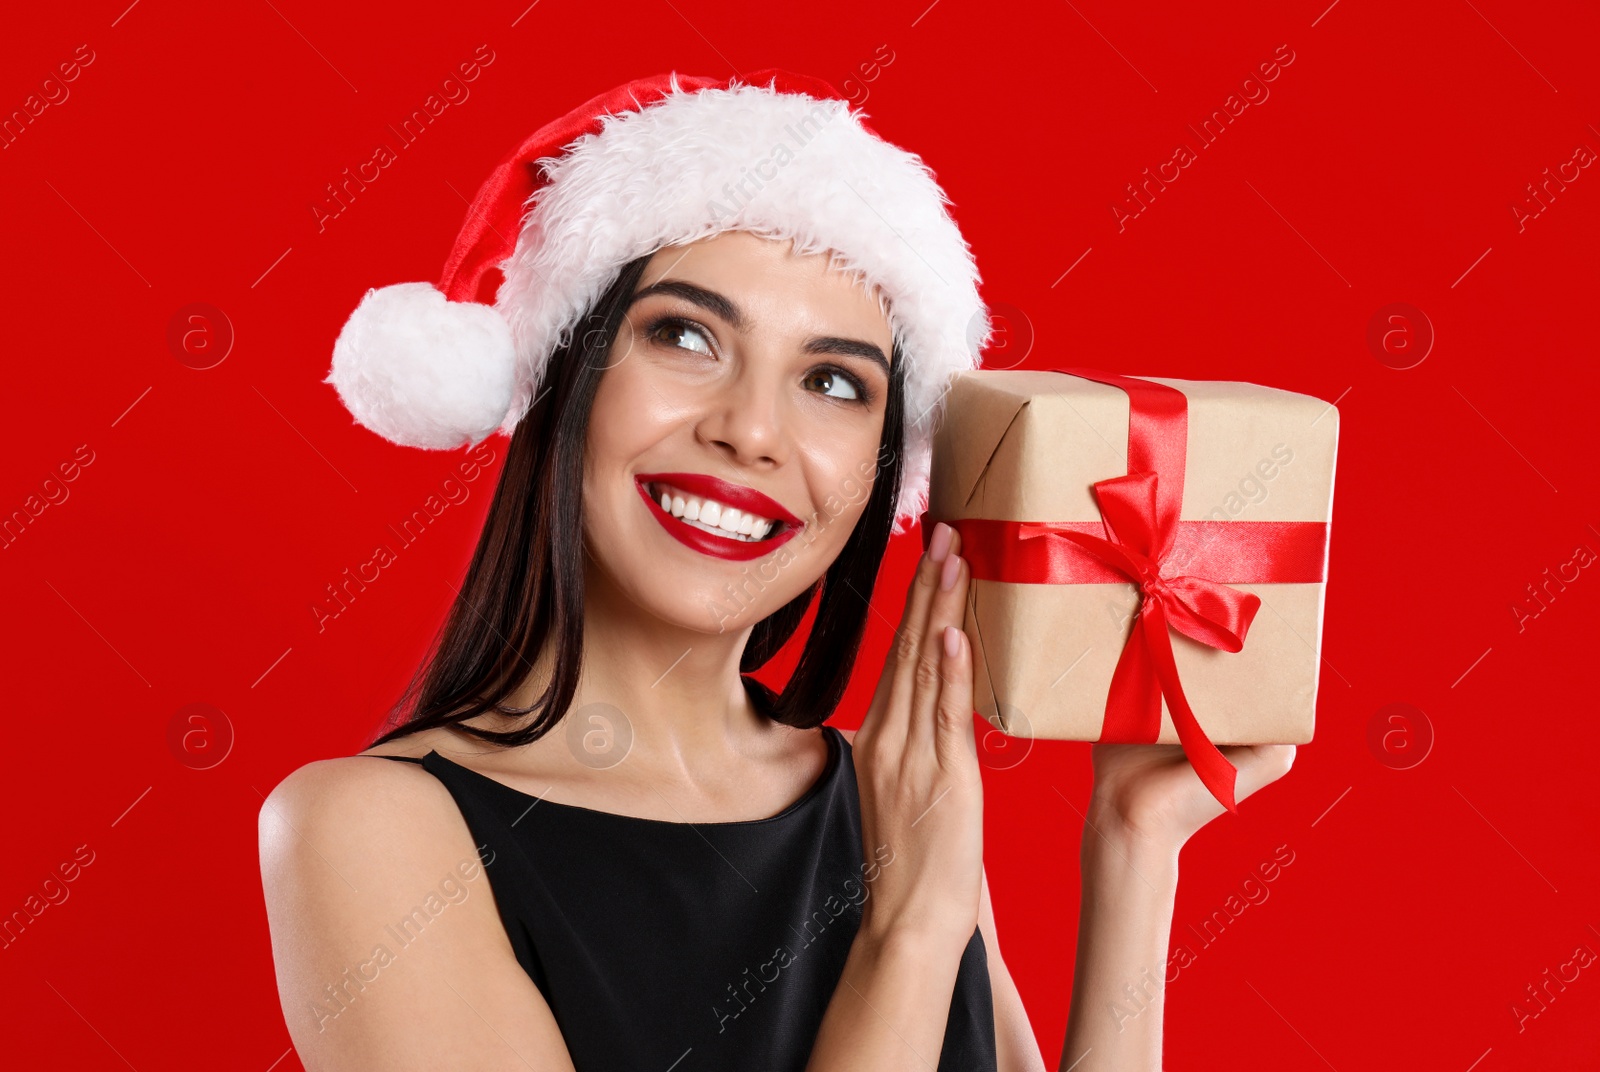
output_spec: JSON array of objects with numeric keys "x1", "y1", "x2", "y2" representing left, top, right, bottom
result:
[{"x1": 367, "y1": 754, "x2": 427, "y2": 764}]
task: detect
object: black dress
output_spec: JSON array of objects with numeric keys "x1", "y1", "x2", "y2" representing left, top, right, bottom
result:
[{"x1": 373, "y1": 710, "x2": 998, "y2": 1071}]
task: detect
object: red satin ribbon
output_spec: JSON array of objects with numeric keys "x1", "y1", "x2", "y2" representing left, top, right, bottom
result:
[{"x1": 920, "y1": 368, "x2": 1329, "y2": 813}]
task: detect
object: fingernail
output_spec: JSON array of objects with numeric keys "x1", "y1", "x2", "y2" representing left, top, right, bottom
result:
[
  {"x1": 943, "y1": 626, "x2": 961, "y2": 658},
  {"x1": 939, "y1": 551, "x2": 961, "y2": 591},
  {"x1": 929, "y1": 522, "x2": 953, "y2": 564}
]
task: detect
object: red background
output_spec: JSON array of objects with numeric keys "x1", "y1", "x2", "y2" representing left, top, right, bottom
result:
[{"x1": 2, "y1": 0, "x2": 1596, "y2": 1068}]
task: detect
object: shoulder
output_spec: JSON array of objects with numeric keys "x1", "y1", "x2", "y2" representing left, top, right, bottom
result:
[
  {"x1": 258, "y1": 749, "x2": 488, "y2": 913},
  {"x1": 259, "y1": 751, "x2": 460, "y2": 851},
  {"x1": 258, "y1": 755, "x2": 482, "y2": 948},
  {"x1": 258, "y1": 755, "x2": 572, "y2": 1065}
]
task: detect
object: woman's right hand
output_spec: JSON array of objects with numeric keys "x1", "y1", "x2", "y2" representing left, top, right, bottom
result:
[{"x1": 851, "y1": 521, "x2": 984, "y2": 950}]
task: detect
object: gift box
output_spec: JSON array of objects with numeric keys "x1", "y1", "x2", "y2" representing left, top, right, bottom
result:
[{"x1": 920, "y1": 368, "x2": 1338, "y2": 810}]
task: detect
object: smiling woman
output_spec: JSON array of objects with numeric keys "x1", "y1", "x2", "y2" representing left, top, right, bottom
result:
[
  {"x1": 259, "y1": 68, "x2": 1294, "y2": 1072},
  {"x1": 261, "y1": 68, "x2": 997, "y2": 1072}
]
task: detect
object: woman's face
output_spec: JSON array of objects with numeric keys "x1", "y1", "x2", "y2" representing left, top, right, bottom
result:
[{"x1": 583, "y1": 230, "x2": 895, "y2": 635}]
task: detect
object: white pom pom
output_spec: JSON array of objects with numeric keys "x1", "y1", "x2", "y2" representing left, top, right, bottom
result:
[{"x1": 325, "y1": 282, "x2": 516, "y2": 450}]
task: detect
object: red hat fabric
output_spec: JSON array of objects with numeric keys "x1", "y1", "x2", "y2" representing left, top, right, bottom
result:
[{"x1": 440, "y1": 70, "x2": 850, "y2": 307}]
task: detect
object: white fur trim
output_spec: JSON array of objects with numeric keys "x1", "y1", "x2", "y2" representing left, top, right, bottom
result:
[
  {"x1": 496, "y1": 77, "x2": 990, "y2": 533},
  {"x1": 327, "y1": 282, "x2": 516, "y2": 450}
]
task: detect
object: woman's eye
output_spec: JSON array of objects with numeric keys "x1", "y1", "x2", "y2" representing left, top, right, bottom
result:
[
  {"x1": 649, "y1": 317, "x2": 715, "y2": 356},
  {"x1": 804, "y1": 367, "x2": 862, "y2": 402}
]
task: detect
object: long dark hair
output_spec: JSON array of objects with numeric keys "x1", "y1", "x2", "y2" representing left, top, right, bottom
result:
[{"x1": 366, "y1": 251, "x2": 908, "y2": 750}]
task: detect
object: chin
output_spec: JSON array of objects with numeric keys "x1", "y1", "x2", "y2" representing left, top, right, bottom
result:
[
  {"x1": 612, "y1": 567, "x2": 770, "y2": 636},
  {"x1": 596, "y1": 524, "x2": 823, "y2": 637}
]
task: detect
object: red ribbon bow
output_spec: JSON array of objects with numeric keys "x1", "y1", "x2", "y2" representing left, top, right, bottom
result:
[
  {"x1": 1019, "y1": 468, "x2": 1258, "y2": 812},
  {"x1": 924, "y1": 368, "x2": 1329, "y2": 813}
]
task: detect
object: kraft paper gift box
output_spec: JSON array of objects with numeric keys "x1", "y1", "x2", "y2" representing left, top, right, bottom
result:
[{"x1": 919, "y1": 368, "x2": 1338, "y2": 810}]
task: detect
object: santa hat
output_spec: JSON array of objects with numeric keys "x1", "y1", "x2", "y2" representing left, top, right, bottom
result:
[{"x1": 325, "y1": 68, "x2": 989, "y2": 534}]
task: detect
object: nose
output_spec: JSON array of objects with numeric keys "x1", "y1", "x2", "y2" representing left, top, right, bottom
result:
[{"x1": 694, "y1": 360, "x2": 790, "y2": 470}]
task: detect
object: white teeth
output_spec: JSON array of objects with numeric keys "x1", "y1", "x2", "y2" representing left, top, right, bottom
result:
[
  {"x1": 647, "y1": 481, "x2": 782, "y2": 542},
  {"x1": 682, "y1": 515, "x2": 761, "y2": 540}
]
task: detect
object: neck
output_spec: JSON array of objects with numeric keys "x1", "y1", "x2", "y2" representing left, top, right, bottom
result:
[{"x1": 508, "y1": 555, "x2": 772, "y2": 771}]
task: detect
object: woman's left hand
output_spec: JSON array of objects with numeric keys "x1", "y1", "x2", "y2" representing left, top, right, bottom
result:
[{"x1": 1087, "y1": 742, "x2": 1297, "y2": 850}]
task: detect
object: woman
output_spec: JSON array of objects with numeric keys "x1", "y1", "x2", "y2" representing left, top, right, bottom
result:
[{"x1": 259, "y1": 71, "x2": 1294, "y2": 1071}]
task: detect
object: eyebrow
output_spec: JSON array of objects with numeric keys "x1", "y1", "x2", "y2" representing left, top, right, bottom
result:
[{"x1": 629, "y1": 279, "x2": 891, "y2": 378}]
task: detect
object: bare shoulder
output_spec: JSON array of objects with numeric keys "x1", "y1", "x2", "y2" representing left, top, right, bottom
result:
[
  {"x1": 258, "y1": 752, "x2": 463, "y2": 872},
  {"x1": 258, "y1": 755, "x2": 575, "y2": 1070}
]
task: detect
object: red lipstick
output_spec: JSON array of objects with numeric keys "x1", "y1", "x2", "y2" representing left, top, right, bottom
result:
[{"x1": 635, "y1": 472, "x2": 804, "y2": 562}]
